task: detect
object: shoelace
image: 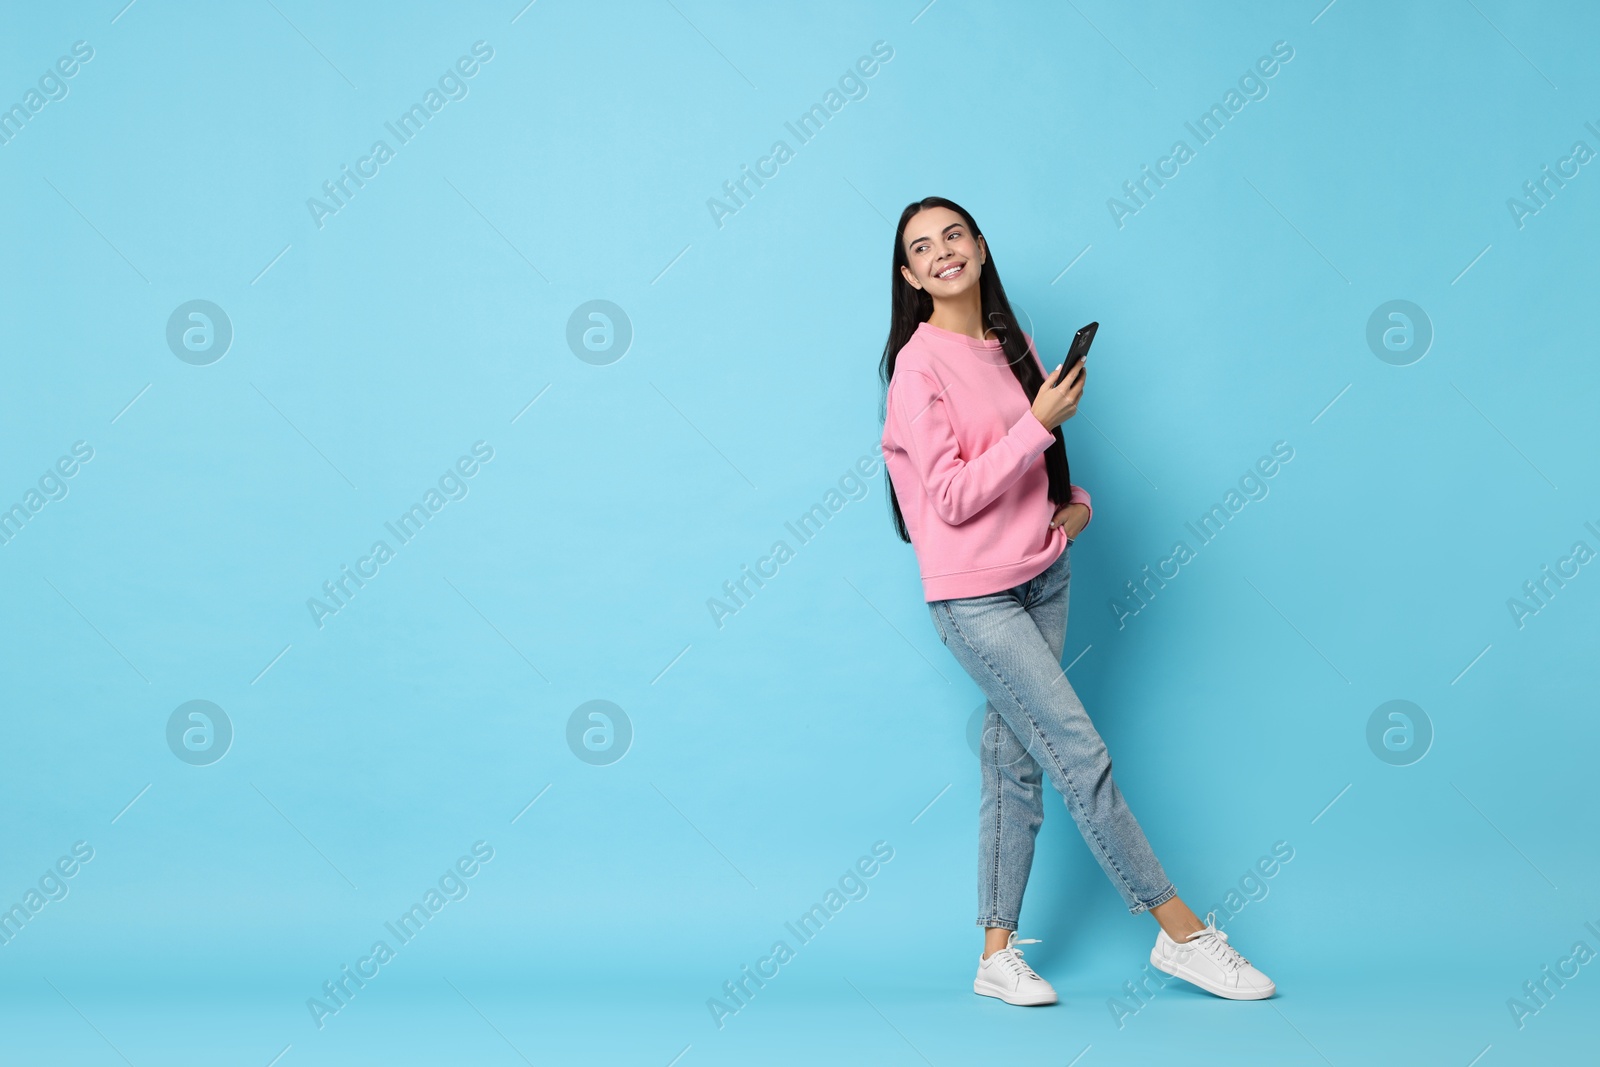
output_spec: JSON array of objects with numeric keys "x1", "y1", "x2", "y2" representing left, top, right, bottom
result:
[
  {"x1": 991, "y1": 937, "x2": 1044, "y2": 981},
  {"x1": 1181, "y1": 914, "x2": 1250, "y2": 972}
]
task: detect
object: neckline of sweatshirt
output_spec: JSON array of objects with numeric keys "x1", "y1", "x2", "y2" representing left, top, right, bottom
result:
[
  {"x1": 914, "y1": 319, "x2": 1008, "y2": 358},
  {"x1": 882, "y1": 320, "x2": 1072, "y2": 602}
]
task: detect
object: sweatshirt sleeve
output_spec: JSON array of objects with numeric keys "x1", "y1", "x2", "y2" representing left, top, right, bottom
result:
[
  {"x1": 892, "y1": 368, "x2": 1056, "y2": 526},
  {"x1": 1067, "y1": 483, "x2": 1092, "y2": 530}
]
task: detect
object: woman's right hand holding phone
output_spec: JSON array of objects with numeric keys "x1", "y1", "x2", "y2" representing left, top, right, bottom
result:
[{"x1": 1031, "y1": 359, "x2": 1086, "y2": 432}]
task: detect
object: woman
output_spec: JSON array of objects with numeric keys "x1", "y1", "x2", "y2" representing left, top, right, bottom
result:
[{"x1": 877, "y1": 197, "x2": 1275, "y2": 1006}]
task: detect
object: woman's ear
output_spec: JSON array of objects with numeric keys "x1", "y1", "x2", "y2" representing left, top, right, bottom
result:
[{"x1": 900, "y1": 264, "x2": 921, "y2": 290}]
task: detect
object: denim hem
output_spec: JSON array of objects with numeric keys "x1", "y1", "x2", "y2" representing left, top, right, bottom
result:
[
  {"x1": 977, "y1": 917, "x2": 1018, "y2": 931},
  {"x1": 1127, "y1": 883, "x2": 1178, "y2": 916}
]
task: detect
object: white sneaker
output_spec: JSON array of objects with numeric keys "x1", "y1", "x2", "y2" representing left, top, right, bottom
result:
[
  {"x1": 973, "y1": 931, "x2": 1058, "y2": 1006},
  {"x1": 1149, "y1": 913, "x2": 1275, "y2": 1000}
]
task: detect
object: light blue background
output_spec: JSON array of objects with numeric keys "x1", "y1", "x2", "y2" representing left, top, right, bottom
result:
[{"x1": 2, "y1": 1, "x2": 1597, "y2": 1064}]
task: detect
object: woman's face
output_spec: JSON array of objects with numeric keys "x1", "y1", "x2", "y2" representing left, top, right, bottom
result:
[{"x1": 899, "y1": 206, "x2": 986, "y2": 298}]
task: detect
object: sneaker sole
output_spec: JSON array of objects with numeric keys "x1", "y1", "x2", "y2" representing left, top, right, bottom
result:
[
  {"x1": 1148, "y1": 950, "x2": 1274, "y2": 1001},
  {"x1": 973, "y1": 978, "x2": 1058, "y2": 1006}
]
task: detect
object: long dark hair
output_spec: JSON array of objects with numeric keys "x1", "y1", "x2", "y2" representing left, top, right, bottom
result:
[{"x1": 877, "y1": 196, "x2": 1071, "y2": 543}]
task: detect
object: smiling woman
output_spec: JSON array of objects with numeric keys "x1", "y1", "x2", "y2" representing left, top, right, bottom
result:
[{"x1": 876, "y1": 196, "x2": 1277, "y2": 1008}]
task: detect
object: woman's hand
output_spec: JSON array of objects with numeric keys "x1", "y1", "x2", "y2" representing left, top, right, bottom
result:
[
  {"x1": 1049, "y1": 502, "x2": 1090, "y2": 540},
  {"x1": 1031, "y1": 359, "x2": 1086, "y2": 431}
]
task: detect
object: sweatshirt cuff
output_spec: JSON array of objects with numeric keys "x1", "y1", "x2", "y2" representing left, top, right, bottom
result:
[
  {"x1": 1012, "y1": 411, "x2": 1056, "y2": 456},
  {"x1": 1067, "y1": 483, "x2": 1092, "y2": 529}
]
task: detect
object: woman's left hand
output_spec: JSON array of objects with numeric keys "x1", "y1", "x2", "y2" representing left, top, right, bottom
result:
[{"x1": 1049, "y1": 502, "x2": 1090, "y2": 540}]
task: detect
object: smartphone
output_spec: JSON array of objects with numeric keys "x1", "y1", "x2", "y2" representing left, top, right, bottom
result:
[{"x1": 1052, "y1": 321, "x2": 1098, "y2": 385}]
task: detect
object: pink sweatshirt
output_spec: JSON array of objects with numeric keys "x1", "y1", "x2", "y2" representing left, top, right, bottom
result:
[{"x1": 881, "y1": 320, "x2": 1092, "y2": 602}]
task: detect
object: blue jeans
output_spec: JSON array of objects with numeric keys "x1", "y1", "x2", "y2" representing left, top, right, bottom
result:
[{"x1": 927, "y1": 546, "x2": 1176, "y2": 930}]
